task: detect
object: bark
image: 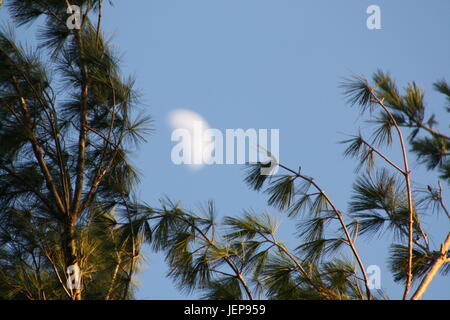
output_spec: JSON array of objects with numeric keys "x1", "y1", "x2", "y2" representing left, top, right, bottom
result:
[
  {"x1": 63, "y1": 223, "x2": 82, "y2": 300},
  {"x1": 411, "y1": 233, "x2": 450, "y2": 300}
]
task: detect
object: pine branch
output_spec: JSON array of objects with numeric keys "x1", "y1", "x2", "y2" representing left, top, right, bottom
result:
[
  {"x1": 10, "y1": 75, "x2": 66, "y2": 215},
  {"x1": 277, "y1": 163, "x2": 372, "y2": 300},
  {"x1": 79, "y1": 78, "x2": 120, "y2": 213},
  {"x1": 0, "y1": 163, "x2": 58, "y2": 217},
  {"x1": 414, "y1": 123, "x2": 450, "y2": 141},
  {"x1": 152, "y1": 208, "x2": 255, "y2": 300},
  {"x1": 369, "y1": 90, "x2": 415, "y2": 299},
  {"x1": 0, "y1": 44, "x2": 72, "y2": 214},
  {"x1": 411, "y1": 232, "x2": 450, "y2": 300},
  {"x1": 359, "y1": 137, "x2": 405, "y2": 174},
  {"x1": 240, "y1": 220, "x2": 336, "y2": 298}
]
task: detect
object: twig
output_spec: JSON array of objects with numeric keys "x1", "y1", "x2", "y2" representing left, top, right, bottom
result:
[
  {"x1": 438, "y1": 181, "x2": 450, "y2": 220},
  {"x1": 370, "y1": 90, "x2": 415, "y2": 300},
  {"x1": 359, "y1": 137, "x2": 405, "y2": 174},
  {"x1": 96, "y1": 0, "x2": 103, "y2": 47}
]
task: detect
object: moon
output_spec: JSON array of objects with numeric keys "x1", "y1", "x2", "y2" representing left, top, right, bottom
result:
[{"x1": 168, "y1": 109, "x2": 213, "y2": 170}]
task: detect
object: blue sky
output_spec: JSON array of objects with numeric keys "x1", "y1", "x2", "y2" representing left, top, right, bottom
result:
[{"x1": 1, "y1": 0, "x2": 449, "y2": 299}]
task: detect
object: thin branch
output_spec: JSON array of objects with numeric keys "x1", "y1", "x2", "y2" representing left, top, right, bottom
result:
[
  {"x1": 79, "y1": 79, "x2": 120, "y2": 215},
  {"x1": 278, "y1": 163, "x2": 372, "y2": 300},
  {"x1": 122, "y1": 197, "x2": 137, "y2": 300},
  {"x1": 353, "y1": 221, "x2": 359, "y2": 244},
  {"x1": 42, "y1": 250, "x2": 72, "y2": 299},
  {"x1": 105, "y1": 227, "x2": 123, "y2": 300},
  {"x1": 65, "y1": 0, "x2": 91, "y2": 224},
  {"x1": 210, "y1": 269, "x2": 236, "y2": 278},
  {"x1": 154, "y1": 209, "x2": 254, "y2": 300},
  {"x1": 353, "y1": 273, "x2": 364, "y2": 300},
  {"x1": 95, "y1": 0, "x2": 103, "y2": 47},
  {"x1": 438, "y1": 181, "x2": 450, "y2": 220},
  {"x1": 370, "y1": 91, "x2": 415, "y2": 299},
  {"x1": 13, "y1": 62, "x2": 72, "y2": 216},
  {"x1": 10, "y1": 76, "x2": 66, "y2": 215},
  {"x1": 0, "y1": 163, "x2": 58, "y2": 216},
  {"x1": 360, "y1": 137, "x2": 406, "y2": 174},
  {"x1": 254, "y1": 230, "x2": 335, "y2": 298},
  {"x1": 401, "y1": 123, "x2": 450, "y2": 141}
]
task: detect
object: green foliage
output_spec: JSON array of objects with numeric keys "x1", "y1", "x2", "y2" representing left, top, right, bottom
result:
[
  {"x1": 389, "y1": 245, "x2": 433, "y2": 283},
  {"x1": 201, "y1": 277, "x2": 243, "y2": 300},
  {"x1": 340, "y1": 75, "x2": 374, "y2": 112},
  {"x1": 0, "y1": 203, "x2": 150, "y2": 299},
  {"x1": 265, "y1": 176, "x2": 296, "y2": 211},
  {"x1": 346, "y1": 168, "x2": 431, "y2": 266},
  {"x1": 243, "y1": 161, "x2": 272, "y2": 191},
  {"x1": 0, "y1": 0, "x2": 150, "y2": 299},
  {"x1": 371, "y1": 71, "x2": 450, "y2": 180},
  {"x1": 411, "y1": 137, "x2": 449, "y2": 170},
  {"x1": 433, "y1": 80, "x2": 450, "y2": 106},
  {"x1": 341, "y1": 134, "x2": 376, "y2": 172}
]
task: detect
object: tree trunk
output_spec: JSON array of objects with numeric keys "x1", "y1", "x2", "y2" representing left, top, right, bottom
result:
[{"x1": 63, "y1": 223, "x2": 82, "y2": 300}]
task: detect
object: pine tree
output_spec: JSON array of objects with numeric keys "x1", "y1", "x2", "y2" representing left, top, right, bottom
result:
[{"x1": 0, "y1": 0, "x2": 151, "y2": 299}]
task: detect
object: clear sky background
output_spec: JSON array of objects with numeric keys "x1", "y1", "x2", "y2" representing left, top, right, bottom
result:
[{"x1": 1, "y1": 0, "x2": 449, "y2": 299}]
